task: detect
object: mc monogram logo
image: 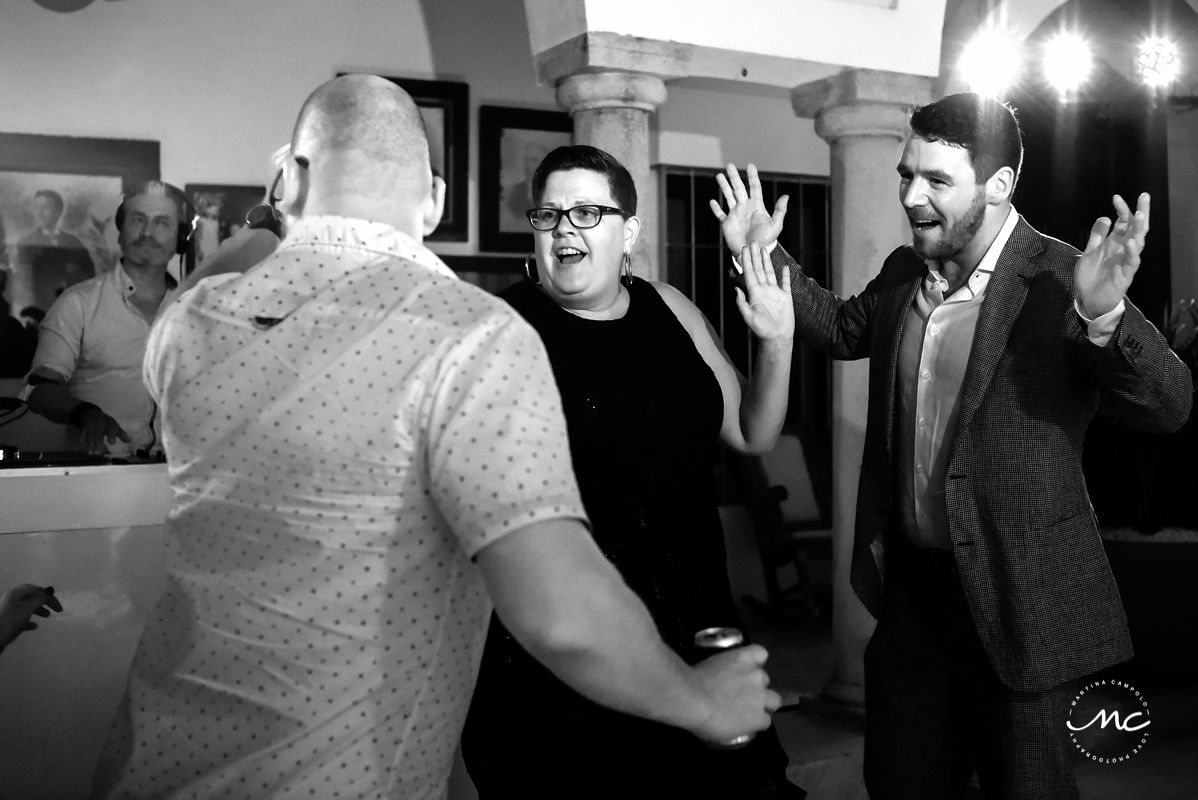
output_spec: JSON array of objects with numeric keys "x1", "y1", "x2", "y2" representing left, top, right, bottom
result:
[{"x1": 1066, "y1": 679, "x2": 1151, "y2": 764}]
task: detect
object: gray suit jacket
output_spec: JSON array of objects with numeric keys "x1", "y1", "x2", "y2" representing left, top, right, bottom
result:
[{"x1": 774, "y1": 216, "x2": 1193, "y2": 691}]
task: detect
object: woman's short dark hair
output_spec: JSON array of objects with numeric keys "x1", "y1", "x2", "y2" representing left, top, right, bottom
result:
[
  {"x1": 530, "y1": 145, "x2": 637, "y2": 216},
  {"x1": 909, "y1": 93, "x2": 1024, "y2": 188}
]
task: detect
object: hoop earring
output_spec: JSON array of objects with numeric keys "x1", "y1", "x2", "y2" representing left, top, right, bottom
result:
[
  {"x1": 524, "y1": 253, "x2": 540, "y2": 285},
  {"x1": 621, "y1": 251, "x2": 634, "y2": 288}
]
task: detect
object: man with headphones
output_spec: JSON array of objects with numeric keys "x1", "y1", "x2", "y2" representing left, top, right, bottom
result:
[{"x1": 23, "y1": 180, "x2": 193, "y2": 456}]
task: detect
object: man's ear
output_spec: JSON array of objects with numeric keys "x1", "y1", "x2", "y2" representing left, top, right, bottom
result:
[
  {"x1": 986, "y1": 165, "x2": 1015, "y2": 205},
  {"x1": 280, "y1": 155, "x2": 308, "y2": 219},
  {"x1": 422, "y1": 174, "x2": 447, "y2": 237}
]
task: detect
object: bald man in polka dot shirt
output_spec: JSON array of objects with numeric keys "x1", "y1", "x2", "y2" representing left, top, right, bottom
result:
[{"x1": 91, "y1": 75, "x2": 779, "y2": 800}]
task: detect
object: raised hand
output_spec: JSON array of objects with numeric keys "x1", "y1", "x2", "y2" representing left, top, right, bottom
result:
[
  {"x1": 1075, "y1": 193, "x2": 1150, "y2": 319},
  {"x1": 709, "y1": 164, "x2": 789, "y2": 254},
  {"x1": 735, "y1": 244, "x2": 794, "y2": 343}
]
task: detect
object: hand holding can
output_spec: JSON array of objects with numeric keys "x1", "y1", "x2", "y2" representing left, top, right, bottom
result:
[{"x1": 691, "y1": 626, "x2": 777, "y2": 748}]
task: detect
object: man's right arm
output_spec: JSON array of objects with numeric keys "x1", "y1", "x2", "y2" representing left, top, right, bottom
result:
[
  {"x1": 475, "y1": 518, "x2": 779, "y2": 744},
  {"x1": 23, "y1": 295, "x2": 128, "y2": 453},
  {"x1": 712, "y1": 162, "x2": 878, "y2": 360},
  {"x1": 161, "y1": 227, "x2": 279, "y2": 317}
]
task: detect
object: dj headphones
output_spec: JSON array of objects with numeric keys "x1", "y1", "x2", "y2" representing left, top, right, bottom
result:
[
  {"x1": 244, "y1": 167, "x2": 285, "y2": 238},
  {"x1": 114, "y1": 180, "x2": 196, "y2": 256}
]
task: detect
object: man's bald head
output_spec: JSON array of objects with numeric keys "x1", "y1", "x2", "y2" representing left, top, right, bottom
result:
[
  {"x1": 285, "y1": 74, "x2": 444, "y2": 235},
  {"x1": 292, "y1": 74, "x2": 430, "y2": 175}
]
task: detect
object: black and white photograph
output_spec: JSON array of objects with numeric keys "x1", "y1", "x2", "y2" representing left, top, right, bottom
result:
[
  {"x1": 184, "y1": 183, "x2": 265, "y2": 277},
  {"x1": 3, "y1": 3, "x2": 1198, "y2": 800},
  {"x1": 0, "y1": 133, "x2": 159, "y2": 318},
  {"x1": 478, "y1": 105, "x2": 571, "y2": 252}
]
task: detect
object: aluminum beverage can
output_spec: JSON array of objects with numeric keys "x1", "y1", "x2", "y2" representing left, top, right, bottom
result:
[{"x1": 693, "y1": 626, "x2": 754, "y2": 749}]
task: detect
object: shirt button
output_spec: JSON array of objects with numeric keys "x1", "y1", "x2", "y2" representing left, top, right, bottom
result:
[
  {"x1": 929, "y1": 325, "x2": 940, "y2": 334},
  {"x1": 921, "y1": 371, "x2": 931, "y2": 380},
  {"x1": 916, "y1": 464, "x2": 925, "y2": 473},
  {"x1": 918, "y1": 417, "x2": 928, "y2": 428}
]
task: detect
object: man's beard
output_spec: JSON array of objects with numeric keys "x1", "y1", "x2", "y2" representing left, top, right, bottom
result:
[{"x1": 911, "y1": 187, "x2": 986, "y2": 261}]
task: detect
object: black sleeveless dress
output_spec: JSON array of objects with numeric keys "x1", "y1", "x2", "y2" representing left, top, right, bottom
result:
[{"x1": 461, "y1": 278, "x2": 799, "y2": 799}]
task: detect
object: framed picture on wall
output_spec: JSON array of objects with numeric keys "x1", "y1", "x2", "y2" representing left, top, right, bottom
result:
[
  {"x1": 0, "y1": 132, "x2": 159, "y2": 316},
  {"x1": 351, "y1": 75, "x2": 469, "y2": 242},
  {"x1": 184, "y1": 183, "x2": 266, "y2": 278},
  {"x1": 478, "y1": 105, "x2": 572, "y2": 253}
]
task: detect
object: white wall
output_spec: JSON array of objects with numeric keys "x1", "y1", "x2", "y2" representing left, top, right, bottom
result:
[
  {"x1": 0, "y1": 0, "x2": 435, "y2": 184},
  {"x1": 526, "y1": 0, "x2": 947, "y2": 79},
  {"x1": 0, "y1": 0, "x2": 823, "y2": 261},
  {"x1": 659, "y1": 82, "x2": 829, "y2": 176}
]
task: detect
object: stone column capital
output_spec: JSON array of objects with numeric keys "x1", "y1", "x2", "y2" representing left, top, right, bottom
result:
[
  {"x1": 791, "y1": 68, "x2": 934, "y2": 143},
  {"x1": 811, "y1": 103, "x2": 914, "y2": 144},
  {"x1": 556, "y1": 71, "x2": 668, "y2": 114}
]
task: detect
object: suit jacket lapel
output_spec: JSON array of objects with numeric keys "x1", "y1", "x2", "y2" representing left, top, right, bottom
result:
[
  {"x1": 884, "y1": 278, "x2": 921, "y2": 456},
  {"x1": 952, "y1": 216, "x2": 1045, "y2": 449}
]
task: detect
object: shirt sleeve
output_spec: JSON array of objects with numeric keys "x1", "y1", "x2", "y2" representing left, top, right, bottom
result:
[
  {"x1": 424, "y1": 310, "x2": 588, "y2": 557},
  {"x1": 26, "y1": 291, "x2": 85, "y2": 384},
  {"x1": 1074, "y1": 297, "x2": 1125, "y2": 347}
]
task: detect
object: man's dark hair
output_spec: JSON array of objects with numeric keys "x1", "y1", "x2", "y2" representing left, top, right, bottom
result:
[
  {"x1": 121, "y1": 181, "x2": 191, "y2": 222},
  {"x1": 34, "y1": 189, "x2": 65, "y2": 216},
  {"x1": 530, "y1": 145, "x2": 637, "y2": 215},
  {"x1": 909, "y1": 93, "x2": 1024, "y2": 188}
]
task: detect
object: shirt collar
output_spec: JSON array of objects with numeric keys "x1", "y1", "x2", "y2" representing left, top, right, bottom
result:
[
  {"x1": 280, "y1": 215, "x2": 454, "y2": 281},
  {"x1": 115, "y1": 260, "x2": 178, "y2": 300}
]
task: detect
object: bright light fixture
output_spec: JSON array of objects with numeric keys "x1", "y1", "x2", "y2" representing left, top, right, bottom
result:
[
  {"x1": 1042, "y1": 32, "x2": 1093, "y2": 97},
  {"x1": 1137, "y1": 37, "x2": 1180, "y2": 88},
  {"x1": 958, "y1": 27, "x2": 1022, "y2": 98}
]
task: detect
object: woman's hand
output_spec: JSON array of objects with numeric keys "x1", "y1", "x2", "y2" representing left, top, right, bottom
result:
[{"x1": 734, "y1": 244, "x2": 794, "y2": 343}]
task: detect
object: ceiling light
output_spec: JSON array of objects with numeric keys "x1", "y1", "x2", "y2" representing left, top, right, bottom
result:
[
  {"x1": 958, "y1": 28, "x2": 1022, "y2": 98},
  {"x1": 1137, "y1": 37, "x2": 1180, "y2": 88},
  {"x1": 1042, "y1": 32, "x2": 1093, "y2": 98}
]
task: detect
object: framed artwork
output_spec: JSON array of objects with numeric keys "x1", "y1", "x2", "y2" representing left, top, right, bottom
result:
[
  {"x1": 184, "y1": 183, "x2": 266, "y2": 277},
  {"x1": 0, "y1": 132, "x2": 158, "y2": 315},
  {"x1": 368, "y1": 75, "x2": 469, "y2": 242},
  {"x1": 478, "y1": 105, "x2": 572, "y2": 253}
]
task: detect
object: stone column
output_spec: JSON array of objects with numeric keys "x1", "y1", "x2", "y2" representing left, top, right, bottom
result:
[
  {"x1": 791, "y1": 69, "x2": 933, "y2": 709},
  {"x1": 556, "y1": 71, "x2": 667, "y2": 281}
]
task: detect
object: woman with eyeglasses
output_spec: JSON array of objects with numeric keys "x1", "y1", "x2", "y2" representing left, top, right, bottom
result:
[{"x1": 461, "y1": 146, "x2": 803, "y2": 798}]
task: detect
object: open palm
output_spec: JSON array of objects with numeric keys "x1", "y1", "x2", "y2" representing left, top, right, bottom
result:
[
  {"x1": 1074, "y1": 193, "x2": 1150, "y2": 319},
  {"x1": 735, "y1": 244, "x2": 794, "y2": 342},
  {"x1": 710, "y1": 164, "x2": 790, "y2": 254}
]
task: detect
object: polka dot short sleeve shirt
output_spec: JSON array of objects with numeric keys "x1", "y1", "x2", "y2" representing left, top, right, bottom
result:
[{"x1": 93, "y1": 216, "x2": 587, "y2": 799}]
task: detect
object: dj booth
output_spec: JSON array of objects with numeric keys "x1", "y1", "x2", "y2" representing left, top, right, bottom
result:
[{"x1": 0, "y1": 459, "x2": 170, "y2": 798}]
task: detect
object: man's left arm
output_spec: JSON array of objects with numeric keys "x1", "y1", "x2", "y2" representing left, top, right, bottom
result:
[{"x1": 1073, "y1": 192, "x2": 1193, "y2": 431}]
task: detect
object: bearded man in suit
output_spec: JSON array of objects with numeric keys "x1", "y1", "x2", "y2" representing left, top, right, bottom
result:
[{"x1": 713, "y1": 92, "x2": 1192, "y2": 800}]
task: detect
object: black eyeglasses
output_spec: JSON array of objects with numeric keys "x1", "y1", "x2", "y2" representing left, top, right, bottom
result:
[{"x1": 527, "y1": 205, "x2": 626, "y2": 231}]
